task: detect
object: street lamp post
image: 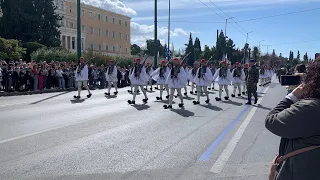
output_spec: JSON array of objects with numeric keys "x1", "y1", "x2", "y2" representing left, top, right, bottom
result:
[
  {"x1": 154, "y1": 0, "x2": 158, "y2": 68},
  {"x1": 77, "y1": 0, "x2": 81, "y2": 62},
  {"x1": 167, "y1": 0, "x2": 171, "y2": 62},
  {"x1": 244, "y1": 31, "x2": 253, "y2": 64},
  {"x1": 225, "y1": 17, "x2": 234, "y2": 38},
  {"x1": 258, "y1": 40, "x2": 265, "y2": 67}
]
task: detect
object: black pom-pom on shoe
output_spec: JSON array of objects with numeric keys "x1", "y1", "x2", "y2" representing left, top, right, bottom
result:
[
  {"x1": 205, "y1": 99, "x2": 210, "y2": 103},
  {"x1": 178, "y1": 103, "x2": 184, "y2": 107},
  {"x1": 114, "y1": 92, "x2": 118, "y2": 95},
  {"x1": 238, "y1": 94, "x2": 241, "y2": 97},
  {"x1": 105, "y1": 92, "x2": 110, "y2": 96},
  {"x1": 74, "y1": 95, "x2": 80, "y2": 99},
  {"x1": 190, "y1": 91, "x2": 194, "y2": 94},
  {"x1": 193, "y1": 101, "x2": 200, "y2": 105},
  {"x1": 231, "y1": 94, "x2": 235, "y2": 98},
  {"x1": 215, "y1": 97, "x2": 221, "y2": 101},
  {"x1": 87, "y1": 94, "x2": 92, "y2": 98},
  {"x1": 184, "y1": 92, "x2": 187, "y2": 96},
  {"x1": 166, "y1": 95, "x2": 169, "y2": 99},
  {"x1": 224, "y1": 96, "x2": 229, "y2": 100}
]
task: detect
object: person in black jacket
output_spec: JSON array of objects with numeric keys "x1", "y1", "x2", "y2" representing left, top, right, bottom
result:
[{"x1": 265, "y1": 58, "x2": 320, "y2": 180}]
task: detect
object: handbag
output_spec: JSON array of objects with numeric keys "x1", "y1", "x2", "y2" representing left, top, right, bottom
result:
[{"x1": 269, "y1": 145, "x2": 320, "y2": 180}]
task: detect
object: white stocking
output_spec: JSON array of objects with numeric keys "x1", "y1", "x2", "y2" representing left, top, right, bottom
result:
[
  {"x1": 177, "y1": 88, "x2": 183, "y2": 104},
  {"x1": 224, "y1": 85, "x2": 229, "y2": 97}
]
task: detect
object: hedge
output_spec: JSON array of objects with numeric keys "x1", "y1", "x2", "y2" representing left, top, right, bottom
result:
[{"x1": 0, "y1": 37, "x2": 26, "y2": 61}]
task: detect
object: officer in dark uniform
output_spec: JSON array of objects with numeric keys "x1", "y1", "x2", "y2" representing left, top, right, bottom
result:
[{"x1": 246, "y1": 59, "x2": 259, "y2": 105}]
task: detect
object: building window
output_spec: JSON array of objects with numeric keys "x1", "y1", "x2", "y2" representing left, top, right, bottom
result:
[
  {"x1": 98, "y1": 28, "x2": 101, "y2": 35},
  {"x1": 81, "y1": 9, "x2": 84, "y2": 16},
  {"x1": 106, "y1": 30, "x2": 109, "y2": 37},
  {"x1": 90, "y1": 12, "x2": 93, "y2": 19},
  {"x1": 112, "y1": 31, "x2": 115, "y2": 38},
  {"x1": 112, "y1": 17, "x2": 115, "y2": 24},
  {"x1": 81, "y1": 38, "x2": 84, "y2": 50},
  {"x1": 99, "y1": 44, "x2": 102, "y2": 51},
  {"x1": 105, "y1": 16, "x2": 108, "y2": 22},
  {"x1": 119, "y1": 32, "x2": 122, "y2": 39},
  {"x1": 119, "y1": 46, "x2": 122, "y2": 52},
  {"x1": 72, "y1": 38, "x2": 75, "y2": 50},
  {"x1": 125, "y1": 34, "x2": 128, "y2": 40},
  {"x1": 126, "y1": 48, "x2": 128, "y2": 53},
  {"x1": 91, "y1": 43, "x2": 94, "y2": 50},
  {"x1": 98, "y1": 14, "x2": 101, "y2": 20},
  {"x1": 119, "y1": 20, "x2": 122, "y2": 25},
  {"x1": 81, "y1": 25, "x2": 85, "y2": 32},
  {"x1": 125, "y1": 21, "x2": 127, "y2": 27},
  {"x1": 69, "y1": 22, "x2": 74, "y2": 28},
  {"x1": 113, "y1": 46, "x2": 115, "y2": 52},
  {"x1": 90, "y1": 27, "x2": 94, "y2": 35},
  {"x1": 69, "y1": 6, "x2": 72, "y2": 13},
  {"x1": 106, "y1": 45, "x2": 108, "y2": 51}
]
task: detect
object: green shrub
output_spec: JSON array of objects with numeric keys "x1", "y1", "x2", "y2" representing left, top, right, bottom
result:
[{"x1": 0, "y1": 37, "x2": 26, "y2": 61}]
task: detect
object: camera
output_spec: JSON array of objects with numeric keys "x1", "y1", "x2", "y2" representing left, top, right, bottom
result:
[{"x1": 280, "y1": 75, "x2": 301, "y2": 86}]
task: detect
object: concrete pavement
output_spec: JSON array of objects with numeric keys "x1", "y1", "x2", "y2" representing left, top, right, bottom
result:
[{"x1": 0, "y1": 79, "x2": 286, "y2": 180}]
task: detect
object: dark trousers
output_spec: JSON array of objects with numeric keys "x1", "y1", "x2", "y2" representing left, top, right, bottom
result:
[{"x1": 247, "y1": 84, "x2": 257, "y2": 103}]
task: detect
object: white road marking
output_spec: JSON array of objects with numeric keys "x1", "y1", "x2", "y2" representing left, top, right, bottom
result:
[{"x1": 210, "y1": 86, "x2": 270, "y2": 174}]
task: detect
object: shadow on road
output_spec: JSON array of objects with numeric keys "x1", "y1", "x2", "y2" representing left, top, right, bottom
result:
[
  {"x1": 256, "y1": 104, "x2": 272, "y2": 111},
  {"x1": 154, "y1": 100, "x2": 176, "y2": 104},
  {"x1": 131, "y1": 104, "x2": 150, "y2": 111},
  {"x1": 30, "y1": 91, "x2": 70, "y2": 105},
  {"x1": 105, "y1": 95, "x2": 117, "y2": 99},
  {"x1": 171, "y1": 108, "x2": 195, "y2": 117},
  {"x1": 182, "y1": 96, "x2": 195, "y2": 100},
  {"x1": 70, "y1": 98, "x2": 87, "y2": 104},
  {"x1": 200, "y1": 103, "x2": 223, "y2": 111},
  {"x1": 222, "y1": 100, "x2": 243, "y2": 106}
]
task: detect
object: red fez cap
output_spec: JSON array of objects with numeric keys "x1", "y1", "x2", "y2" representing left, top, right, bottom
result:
[
  {"x1": 109, "y1": 60, "x2": 114, "y2": 63},
  {"x1": 136, "y1": 58, "x2": 141, "y2": 61},
  {"x1": 244, "y1": 64, "x2": 249, "y2": 67},
  {"x1": 193, "y1": 61, "x2": 198, "y2": 65},
  {"x1": 201, "y1": 59, "x2": 206, "y2": 63},
  {"x1": 235, "y1": 62, "x2": 240, "y2": 65},
  {"x1": 221, "y1": 61, "x2": 226, "y2": 64},
  {"x1": 80, "y1": 57, "x2": 84, "y2": 60},
  {"x1": 147, "y1": 62, "x2": 150, "y2": 65},
  {"x1": 173, "y1": 58, "x2": 179, "y2": 61},
  {"x1": 161, "y1": 60, "x2": 166, "y2": 64}
]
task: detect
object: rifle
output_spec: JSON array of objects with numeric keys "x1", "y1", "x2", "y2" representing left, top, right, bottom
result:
[{"x1": 77, "y1": 57, "x2": 94, "y2": 74}]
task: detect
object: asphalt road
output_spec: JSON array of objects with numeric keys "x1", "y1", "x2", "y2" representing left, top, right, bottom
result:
[{"x1": 0, "y1": 79, "x2": 285, "y2": 180}]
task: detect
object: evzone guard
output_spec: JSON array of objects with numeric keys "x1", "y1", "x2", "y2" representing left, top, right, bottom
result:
[
  {"x1": 105, "y1": 60, "x2": 118, "y2": 96},
  {"x1": 193, "y1": 59, "x2": 213, "y2": 105},
  {"x1": 127, "y1": 61, "x2": 136, "y2": 94},
  {"x1": 188, "y1": 61, "x2": 199, "y2": 94},
  {"x1": 73, "y1": 57, "x2": 92, "y2": 99},
  {"x1": 213, "y1": 61, "x2": 232, "y2": 101},
  {"x1": 242, "y1": 63, "x2": 249, "y2": 95},
  {"x1": 145, "y1": 62, "x2": 154, "y2": 91},
  {"x1": 127, "y1": 58, "x2": 149, "y2": 105},
  {"x1": 231, "y1": 62, "x2": 245, "y2": 97},
  {"x1": 163, "y1": 57, "x2": 188, "y2": 109},
  {"x1": 150, "y1": 59, "x2": 170, "y2": 100},
  {"x1": 259, "y1": 65, "x2": 267, "y2": 86},
  {"x1": 154, "y1": 63, "x2": 161, "y2": 90},
  {"x1": 209, "y1": 63, "x2": 216, "y2": 90}
]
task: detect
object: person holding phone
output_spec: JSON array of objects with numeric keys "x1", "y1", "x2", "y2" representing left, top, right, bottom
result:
[
  {"x1": 286, "y1": 64, "x2": 306, "y2": 94},
  {"x1": 265, "y1": 58, "x2": 320, "y2": 180}
]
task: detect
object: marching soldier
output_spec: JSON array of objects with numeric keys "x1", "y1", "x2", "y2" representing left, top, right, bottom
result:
[{"x1": 246, "y1": 59, "x2": 259, "y2": 105}]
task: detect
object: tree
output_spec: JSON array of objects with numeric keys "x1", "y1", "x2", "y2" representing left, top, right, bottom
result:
[
  {"x1": 297, "y1": 50, "x2": 300, "y2": 60},
  {"x1": 252, "y1": 46, "x2": 259, "y2": 63},
  {"x1": 225, "y1": 39, "x2": 236, "y2": 63},
  {"x1": 279, "y1": 53, "x2": 283, "y2": 58},
  {"x1": 145, "y1": 39, "x2": 164, "y2": 58},
  {"x1": 185, "y1": 33, "x2": 195, "y2": 65},
  {"x1": 194, "y1": 37, "x2": 202, "y2": 60},
  {"x1": 215, "y1": 30, "x2": 226, "y2": 61},
  {"x1": 0, "y1": 0, "x2": 62, "y2": 47},
  {"x1": 289, "y1": 51, "x2": 294, "y2": 61},
  {"x1": 0, "y1": 37, "x2": 26, "y2": 61},
  {"x1": 303, "y1": 52, "x2": 309, "y2": 63},
  {"x1": 131, "y1": 44, "x2": 142, "y2": 55}
]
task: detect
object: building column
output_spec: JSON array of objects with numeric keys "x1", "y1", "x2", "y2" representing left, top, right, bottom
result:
[{"x1": 64, "y1": 36, "x2": 68, "y2": 49}]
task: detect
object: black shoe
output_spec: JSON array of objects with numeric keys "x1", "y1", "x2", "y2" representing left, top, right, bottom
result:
[
  {"x1": 208, "y1": 88, "x2": 211, "y2": 90},
  {"x1": 127, "y1": 100, "x2": 132, "y2": 104},
  {"x1": 193, "y1": 101, "x2": 199, "y2": 105},
  {"x1": 178, "y1": 103, "x2": 184, "y2": 107},
  {"x1": 238, "y1": 94, "x2": 241, "y2": 97},
  {"x1": 175, "y1": 95, "x2": 178, "y2": 98},
  {"x1": 127, "y1": 90, "x2": 132, "y2": 93},
  {"x1": 142, "y1": 98, "x2": 148, "y2": 103},
  {"x1": 114, "y1": 92, "x2": 118, "y2": 95},
  {"x1": 156, "y1": 96, "x2": 161, "y2": 100},
  {"x1": 205, "y1": 99, "x2": 210, "y2": 103},
  {"x1": 246, "y1": 102, "x2": 252, "y2": 105},
  {"x1": 159, "y1": 97, "x2": 163, "y2": 100},
  {"x1": 259, "y1": 84, "x2": 262, "y2": 87},
  {"x1": 215, "y1": 97, "x2": 221, "y2": 101},
  {"x1": 105, "y1": 92, "x2": 110, "y2": 96},
  {"x1": 184, "y1": 92, "x2": 187, "y2": 96},
  {"x1": 166, "y1": 95, "x2": 169, "y2": 99},
  {"x1": 73, "y1": 95, "x2": 80, "y2": 99},
  {"x1": 150, "y1": 88, "x2": 152, "y2": 91},
  {"x1": 87, "y1": 94, "x2": 92, "y2": 98},
  {"x1": 224, "y1": 96, "x2": 229, "y2": 100},
  {"x1": 254, "y1": 98, "x2": 258, "y2": 104},
  {"x1": 137, "y1": 90, "x2": 140, "y2": 93},
  {"x1": 190, "y1": 91, "x2": 194, "y2": 94},
  {"x1": 195, "y1": 91, "x2": 198, "y2": 93},
  {"x1": 155, "y1": 87, "x2": 158, "y2": 90},
  {"x1": 144, "y1": 88, "x2": 147, "y2": 91},
  {"x1": 231, "y1": 94, "x2": 235, "y2": 98},
  {"x1": 242, "y1": 92, "x2": 245, "y2": 95},
  {"x1": 163, "y1": 105, "x2": 172, "y2": 109}
]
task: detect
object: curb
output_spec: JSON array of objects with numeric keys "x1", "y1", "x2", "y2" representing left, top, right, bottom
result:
[{"x1": 0, "y1": 89, "x2": 77, "y2": 97}]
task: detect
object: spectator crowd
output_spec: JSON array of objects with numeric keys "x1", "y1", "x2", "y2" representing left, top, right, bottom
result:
[{"x1": 0, "y1": 60, "x2": 132, "y2": 93}]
